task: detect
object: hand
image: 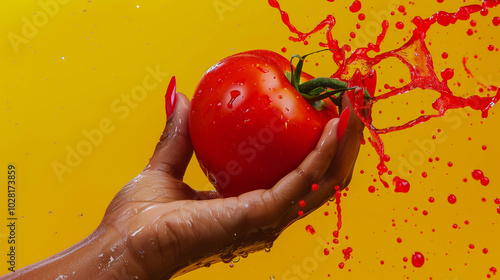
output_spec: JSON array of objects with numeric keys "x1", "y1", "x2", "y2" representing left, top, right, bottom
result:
[
  {"x1": 99, "y1": 77, "x2": 364, "y2": 279},
  {"x1": 1, "y1": 78, "x2": 364, "y2": 280}
]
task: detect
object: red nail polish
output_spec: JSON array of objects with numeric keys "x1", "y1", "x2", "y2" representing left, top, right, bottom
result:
[
  {"x1": 337, "y1": 106, "x2": 350, "y2": 141},
  {"x1": 165, "y1": 76, "x2": 178, "y2": 119}
]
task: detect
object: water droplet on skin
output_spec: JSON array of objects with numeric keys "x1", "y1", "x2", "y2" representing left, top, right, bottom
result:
[{"x1": 139, "y1": 251, "x2": 145, "y2": 259}]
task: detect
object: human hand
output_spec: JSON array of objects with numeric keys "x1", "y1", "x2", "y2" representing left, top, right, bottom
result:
[{"x1": 98, "y1": 77, "x2": 365, "y2": 279}]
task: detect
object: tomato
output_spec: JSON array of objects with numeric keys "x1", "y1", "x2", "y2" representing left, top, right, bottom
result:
[{"x1": 189, "y1": 50, "x2": 346, "y2": 197}]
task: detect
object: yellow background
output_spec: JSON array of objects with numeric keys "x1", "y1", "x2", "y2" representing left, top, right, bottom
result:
[{"x1": 1, "y1": 0, "x2": 500, "y2": 279}]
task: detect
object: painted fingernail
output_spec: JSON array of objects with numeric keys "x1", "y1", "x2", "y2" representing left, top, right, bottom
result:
[
  {"x1": 165, "y1": 76, "x2": 178, "y2": 119},
  {"x1": 337, "y1": 106, "x2": 350, "y2": 141}
]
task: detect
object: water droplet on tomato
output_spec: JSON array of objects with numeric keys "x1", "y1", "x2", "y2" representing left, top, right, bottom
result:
[{"x1": 411, "y1": 252, "x2": 425, "y2": 268}]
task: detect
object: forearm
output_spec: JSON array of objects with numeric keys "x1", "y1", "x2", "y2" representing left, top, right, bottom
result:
[{"x1": 0, "y1": 225, "x2": 146, "y2": 280}]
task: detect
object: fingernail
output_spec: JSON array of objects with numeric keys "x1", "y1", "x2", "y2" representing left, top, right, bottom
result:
[
  {"x1": 337, "y1": 106, "x2": 350, "y2": 141},
  {"x1": 165, "y1": 76, "x2": 178, "y2": 119}
]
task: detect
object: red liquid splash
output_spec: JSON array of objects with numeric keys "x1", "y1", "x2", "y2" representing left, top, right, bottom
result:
[
  {"x1": 448, "y1": 194, "x2": 457, "y2": 204},
  {"x1": 411, "y1": 252, "x2": 425, "y2": 268},
  {"x1": 269, "y1": 0, "x2": 500, "y2": 191},
  {"x1": 306, "y1": 224, "x2": 316, "y2": 235}
]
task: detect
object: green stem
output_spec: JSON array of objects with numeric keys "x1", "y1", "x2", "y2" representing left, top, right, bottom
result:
[
  {"x1": 302, "y1": 87, "x2": 356, "y2": 104},
  {"x1": 299, "y1": 77, "x2": 349, "y2": 94}
]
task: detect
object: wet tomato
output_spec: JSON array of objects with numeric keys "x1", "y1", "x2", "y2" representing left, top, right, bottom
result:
[{"x1": 190, "y1": 50, "x2": 349, "y2": 197}]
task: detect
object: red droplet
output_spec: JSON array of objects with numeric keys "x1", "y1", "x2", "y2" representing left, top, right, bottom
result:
[
  {"x1": 448, "y1": 162, "x2": 453, "y2": 167},
  {"x1": 324, "y1": 248, "x2": 330, "y2": 256},
  {"x1": 483, "y1": 248, "x2": 489, "y2": 254},
  {"x1": 339, "y1": 262, "x2": 345, "y2": 269},
  {"x1": 311, "y1": 183, "x2": 319, "y2": 191},
  {"x1": 403, "y1": 256, "x2": 408, "y2": 262},
  {"x1": 470, "y1": 19, "x2": 477, "y2": 27},
  {"x1": 442, "y1": 52, "x2": 449, "y2": 59},
  {"x1": 441, "y1": 68, "x2": 454, "y2": 81},
  {"x1": 397, "y1": 237, "x2": 403, "y2": 243},
  {"x1": 428, "y1": 197, "x2": 435, "y2": 203},
  {"x1": 488, "y1": 45, "x2": 495, "y2": 51},
  {"x1": 452, "y1": 223, "x2": 458, "y2": 229},
  {"x1": 358, "y1": 13, "x2": 365, "y2": 21},
  {"x1": 467, "y1": 29, "x2": 474, "y2": 36},
  {"x1": 448, "y1": 194, "x2": 457, "y2": 204},
  {"x1": 356, "y1": 23, "x2": 361, "y2": 29},
  {"x1": 422, "y1": 172, "x2": 428, "y2": 178},
  {"x1": 350, "y1": 32, "x2": 356, "y2": 38},
  {"x1": 472, "y1": 169, "x2": 484, "y2": 180},
  {"x1": 423, "y1": 210, "x2": 429, "y2": 216},
  {"x1": 306, "y1": 225, "x2": 316, "y2": 235},
  {"x1": 482, "y1": 145, "x2": 488, "y2": 150},
  {"x1": 398, "y1": 5, "x2": 405, "y2": 13},
  {"x1": 299, "y1": 200, "x2": 306, "y2": 207},
  {"x1": 281, "y1": 47, "x2": 287, "y2": 53},
  {"x1": 380, "y1": 260, "x2": 385, "y2": 265},
  {"x1": 368, "y1": 185, "x2": 376, "y2": 193},
  {"x1": 411, "y1": 252, "x2": 425, "y2": 268},
  {"x1": 495, "y1": 198, "x2": 500, "y2": 205},
  {"x1": 497, "y1": 206, "x2": 500, "y2": 214},
  {"x1": 298, "y1": 210, "x2": 304, "y2": 216},
  {"x1": 349, "y1": 0, "x2": 361, "y2": 13},
  {"x1": 493, "y1": 16, "x2": 500, "y2": 26},
  {"x1": 396, "y1": 21, "x2": 404, "y2": 29},
  {"x1": 469, "y1": 244, "x2": 475, "y2": 249},
  {"x1": 342, "y1": 247, "x2": 353, "y2": 261},
  {"x1": 333, "y1": 230, "x2": 339, "y2": 238},
  {"x1": 490, "y1": 267, "x2": 497, "y2": 275},
  {"x1": 480, "y1": 177, "x2": 490, "y2": 186},
  {"x1": 394, "y1": 176, "x2": 410, "y2": 193}
]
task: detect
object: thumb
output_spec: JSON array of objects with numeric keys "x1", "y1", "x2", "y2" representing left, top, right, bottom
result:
[{"x1": 145, "y1": 77, "x2": 193, "y2": 180}]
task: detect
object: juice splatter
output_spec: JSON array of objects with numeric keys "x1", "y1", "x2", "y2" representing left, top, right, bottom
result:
[
  {"x1": 269, "y1": 0, "x2": 500, "y2": 191},
  {"x1": 411, "y1": 252, "x2": 425, "y2": 268},
  {"x1": 306, "y1": 225, "x2": 316, "y2": 235},
  {"x1": 448, "y1": 194, "x2": 457, "y2": 204}
]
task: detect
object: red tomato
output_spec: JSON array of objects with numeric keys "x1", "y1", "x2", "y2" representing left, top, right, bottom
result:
[{"x1": 190, "y1": 50, "x2": 340, "y2": 197}]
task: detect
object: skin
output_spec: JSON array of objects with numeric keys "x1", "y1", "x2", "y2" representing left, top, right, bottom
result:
[{"x1": 0, "y1": 91, "x2": 364, "y2": 280}]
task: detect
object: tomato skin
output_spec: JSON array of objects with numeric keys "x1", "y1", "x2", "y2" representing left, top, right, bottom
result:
[{"x1": 190, "y1": 50, "x2": 339, "y2": 197}]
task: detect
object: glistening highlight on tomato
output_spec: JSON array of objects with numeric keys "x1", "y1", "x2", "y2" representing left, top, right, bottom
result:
[{"x1": 189, "y1": 49, "x2": 358, "y2": 197}]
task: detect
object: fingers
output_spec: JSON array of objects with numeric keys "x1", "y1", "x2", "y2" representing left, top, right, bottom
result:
[
  {"x1": 323, "y1": 92, "x2": 365, "y2": 188},
  {"x1": 248, "y1": 94, "x2": 364, "y2": 226},
  {"x1": 145, "y1": 81, "x2": 193, "y2": 180},
  {"x1": 256, "y1": 118, "x2": 340, "y2": 213}
]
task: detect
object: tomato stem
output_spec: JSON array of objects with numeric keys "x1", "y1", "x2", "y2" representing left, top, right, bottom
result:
[{"x1": 288, "y1": 49, "x2": 372, "y2": 111}]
